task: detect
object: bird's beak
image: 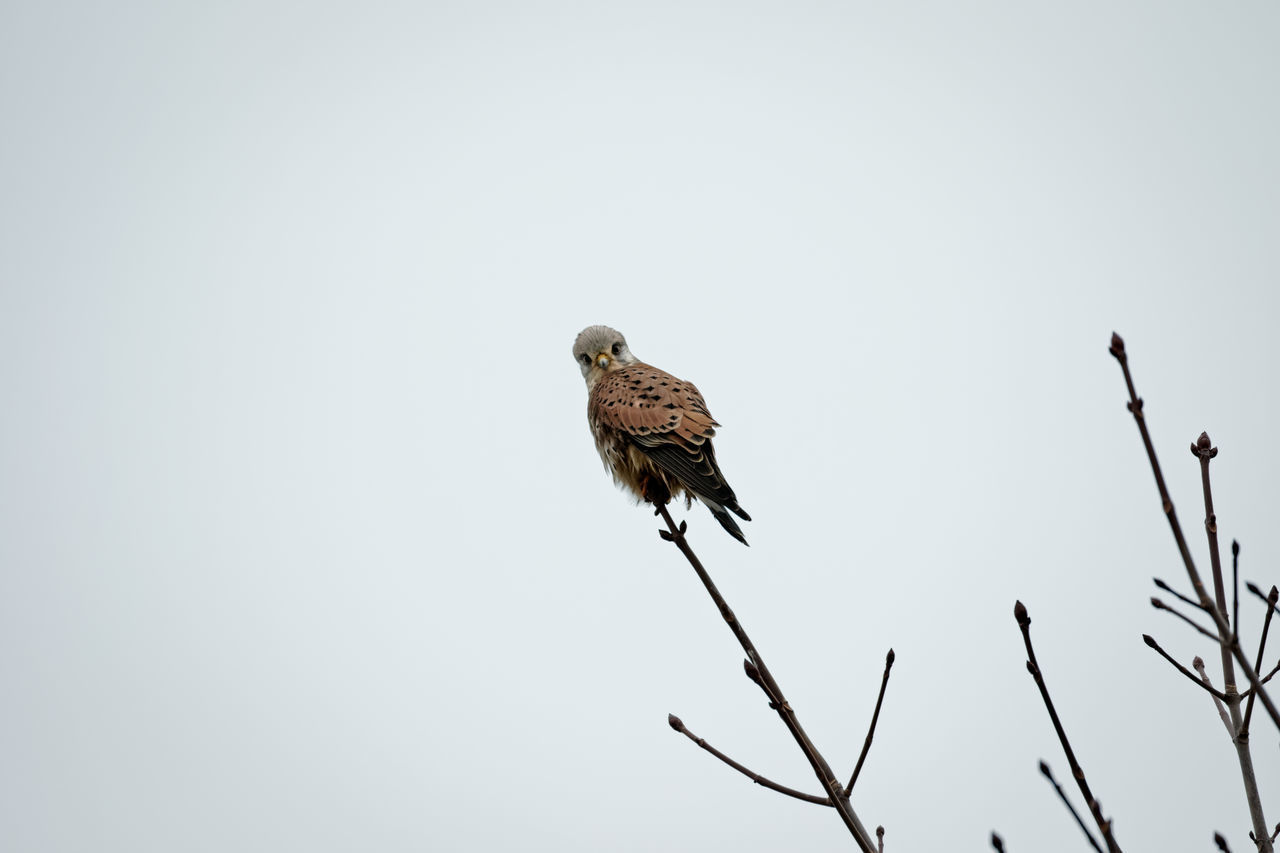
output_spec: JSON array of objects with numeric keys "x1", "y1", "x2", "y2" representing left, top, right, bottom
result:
[{"x1": 595, "y1": 352, "x2": 612, "y2": 369}]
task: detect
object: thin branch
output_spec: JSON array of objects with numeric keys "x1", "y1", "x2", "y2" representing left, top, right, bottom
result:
[
  {"x1": 1142, "y1": 634, "x2": 1229, "y2": 701},
  {"x1": 1039, "y1": 761, "x2": 1104, "y2": 853},
  {"x1": 666, "y1": 714, "x2": 832, "y2": 806},
  {"x1": 1244, "y1": 659, "x2": 1280, "y2": 694},
  {"x1": 1232, "y1": 541, "x2": 1240, "y2": 644},
  {"x1": 1016, "y1": 601, "x2": 1122, "y2": 853},
  {"x1": 1109, "y1": 333, "x2": 1280, "y2": 730},
  {"x1": 845, "y1": 648, "x2": 895, "y2": 796},
  {"x1": 1248, "y1": 582, "x2": 1280, "y2": 617},
  {"x1": 1241, "y1": 585, "x2": 1278, "y2": 738},
  {"x1": 990, "y1": 831, "x2": 1006, "y2": 852},
  {"x1": 654, "y1": 506, "x2": 877, "y2": 852},
  {"x1": 1154, "y1": 577, "x2": 1210, "y2": 612},
  {"x1": 876, "y1": 825, "x2": 884, "y2": 853},
  {"x1": 1194, "y1": 432, "x2": 1272, "y2": 853},
  {"x1": 1150, "y1": 597, "x2": 1219, "y2": 640},
  {"x1": 1215, "y1": 832, "x2": 1232, "y2": 852},
  {"x1": 1193, "y1": 657, "x2": 1236, "y2": 736}
]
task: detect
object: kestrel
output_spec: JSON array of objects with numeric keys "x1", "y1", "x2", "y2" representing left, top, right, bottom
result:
[{"x1": 572, "y1": 325, "x2": 751, "y2": 545}]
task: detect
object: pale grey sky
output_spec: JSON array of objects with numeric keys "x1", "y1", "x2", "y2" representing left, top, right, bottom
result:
[{"x1": 2, "y1": 2, "x2": 1278, "y2": 851}]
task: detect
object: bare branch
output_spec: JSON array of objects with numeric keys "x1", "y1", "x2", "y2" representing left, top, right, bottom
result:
[
  {"x1": 1247, "y1": 583, "x2": 1280, "y2": 617},
  {"x1": 1039, "y1": 760, "x2": 1104, "y2": 853},
  {"x1": 990, "y1": 831, "x2": 1006, "y2": 852},
  {"x1": 1232, "y1": 541, "x2": 1240, "y2": 644},
  {"x1": 1016, "y1": 600, "x2": 1123, "y2": 853},
  {"x1": 1192, "y1": 657, "x2": 1235, "y2": 736},
  {"x1": 1214, "y1": 832, "x2": 1231, "y2": 852},
  {"x1": 666, "y1": 714, "x2": 832, "y2": 807},
  {"x1": 1151, "y1": 597, "x2": 1219, "y2": 640},
  {"x1": 1242, "y1": 585, "x2": 1278, "y2": 738},
  {"x1": 1109, "y1": 333, "x2": 1280, "y2": 730},
  {"x1": 845, "y1": 648, "x2": 895, "y2": 796},
  {"x1": 654, "y1": 506, "x2": 877, "y2": 852},
  {"x1": 1243, "y1": 659, "x2": 1280, "y2": 695},
  {"x1": 1195, "y1": 432, "x2": 1273, "y2": 851},
  {"x1": 1154, "y1": 577, "x2": 1210, "y2": 612},
  {"x1": 1142, "y1": 634, "x2": 1229, "y2": 701}
]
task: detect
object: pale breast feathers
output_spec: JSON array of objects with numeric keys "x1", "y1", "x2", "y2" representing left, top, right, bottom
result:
[{"x1": 588, "y1": 364, "x2": 719, "y2": 450}]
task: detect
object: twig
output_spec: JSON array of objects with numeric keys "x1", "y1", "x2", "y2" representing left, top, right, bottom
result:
[
  {"x1": 1244, "y1": 658, "x2": 1280, "y2": 694},
  {"x1": 1215, "y1": 832, "x2": 1232, "y2": 852},
  {"x1": 1232, "y1": 541, "x2": 1240, "y2": 644},
  {"x1": 1248, "y1": 583, "x2": 1280, "y2": 617},
  {"x1": 1015, "y1": 601, "x2": 1122, "y2": 853},
  {"x1": 666, "y1": 714, "x2": 832, "y2": 806},
  {"x1": 1039, "y1": 760, "x2": 1104, "y2": 853},
  {"x1": 1194, "y1": 432, "x2": 1272, "y2": 852},
  {"x1": 876, "y1": 825, "x2": 884, "y2": 853},
  {"x1": 1192, "y1": 657, "x2": 1235, "y2": 736},
  {"x1": 1142, "y1": 635, "x2": 1229, "y2": 702},
  {"x1": 1109, "y1": 333, "x2": 1280, "y2": 730},
  {"x1": 654, "y1": 506, "x2": 877, "y2": 852},
  {"x1": 1154, "y1": 577, "x2": 1210, "y2": 612},
  {"x1": 1241, "y1": 585, "x2": 1278, "y2": 738},
  {"x1": 1150, "y1": 597, "x2": 1219, "y2": 640},
  {"x1": 990, "y1": 831, "x2": 1005, "y2": 852},
  {"x1": 845, "y1": 649, "x2": 895, "y2": 796}
]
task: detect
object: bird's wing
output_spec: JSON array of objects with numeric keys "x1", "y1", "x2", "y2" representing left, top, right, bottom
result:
[
  {"x1": 590, "y1": 364, "x2": 744, "y2": 514},
  {"x1": 589, "y1": 363, "x2": 718, "y2": 449}
]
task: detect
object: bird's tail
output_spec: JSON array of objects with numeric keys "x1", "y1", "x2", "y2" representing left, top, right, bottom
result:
[{"x1": 709, "y1": 504, "x2": 749, "y2": 546}]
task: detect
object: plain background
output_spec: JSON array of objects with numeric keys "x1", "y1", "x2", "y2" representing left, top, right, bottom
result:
[{"x1": 2, "y1": 2, "x2": 1278, "y2": 851}]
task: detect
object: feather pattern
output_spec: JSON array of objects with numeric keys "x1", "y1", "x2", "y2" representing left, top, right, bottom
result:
[{"x1": 587, "y1": 361, "x2": 751, "y2": 544}]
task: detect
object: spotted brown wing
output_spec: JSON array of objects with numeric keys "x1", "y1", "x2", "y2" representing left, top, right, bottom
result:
[{"x1": 590, "y1": 363, "x2": 750, "y2": 543}]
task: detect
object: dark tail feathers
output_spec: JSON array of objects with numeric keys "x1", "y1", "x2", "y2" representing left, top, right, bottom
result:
[{"x1": 710, "y1": 504, "x2": 750, "y2": 546}]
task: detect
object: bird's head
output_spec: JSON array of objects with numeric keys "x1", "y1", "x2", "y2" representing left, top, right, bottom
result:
[{"x1": 573, "y1": 325, "x2": 638, "y2": 386}]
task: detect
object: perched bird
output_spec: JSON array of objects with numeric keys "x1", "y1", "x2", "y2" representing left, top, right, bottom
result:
[{"x1": 572, "y1": 325, "x2": 751, "y2": 545}]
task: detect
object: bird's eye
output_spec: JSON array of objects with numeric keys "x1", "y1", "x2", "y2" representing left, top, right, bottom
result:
[
  {"x1": 611, "y1": 342, "x2": 622, "y2": 356},
  {"x1": 578, "y1": 353, "x2": 590, "y2": 365}
]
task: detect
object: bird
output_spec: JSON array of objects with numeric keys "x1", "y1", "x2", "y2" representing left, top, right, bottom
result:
[{"x1": 572, "y1": 325, "x2": 751, "y2": 545}]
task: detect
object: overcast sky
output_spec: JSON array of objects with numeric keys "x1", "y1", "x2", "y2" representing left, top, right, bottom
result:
[{"x1": 2, "y1": 2, "x2": 1278, "y2": 851}]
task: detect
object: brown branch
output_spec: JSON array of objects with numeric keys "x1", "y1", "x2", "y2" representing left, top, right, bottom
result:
[
  {"x1": 1109, "y1": 333, "x2": 1280, "y2": 731},
  {"x1": 845, "y1": 648, "x2": 895, "y2": 796},
  {"x1": 1194, "y1": 433, "x2": 1272, "y2": 852},
  {"x1": 1247, "y1": 582, "x2": 1280, "y2": 617},
  {"x1": 1150, "y1": 597, "x2": 1219, "y2": 640},
  {"x1": 1016, "y1": 601, "x2": 1122, "y2": 853},
  {"x1": 1193, "y1": 657, "x2": 1236, "y2": 736},
  {"x1": 1244, "y1": 659, "x2": 1280, "y2": 694},
  {"x1": 1142, "y1": 634, "x2": 1229, "y2": 701},
  {"x1": 1232, "y1": 540, "x2": 1240, "y2": 643},
  {"x1": 1039, "y1": 760, "x2": 1105, "y2": 853},
  {"x1": 1154, "y1": 577, "x2": 1210, "y2": 612},
  {"x1": 1241, "y1": 585, "x2": 1278, "y2": 738},
  {"x1": 666, "y1": 714, "x2": 833, "y2": 806},
  {"x1": 654, "y1": 506, "x2": 877, "y2": 852}
]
